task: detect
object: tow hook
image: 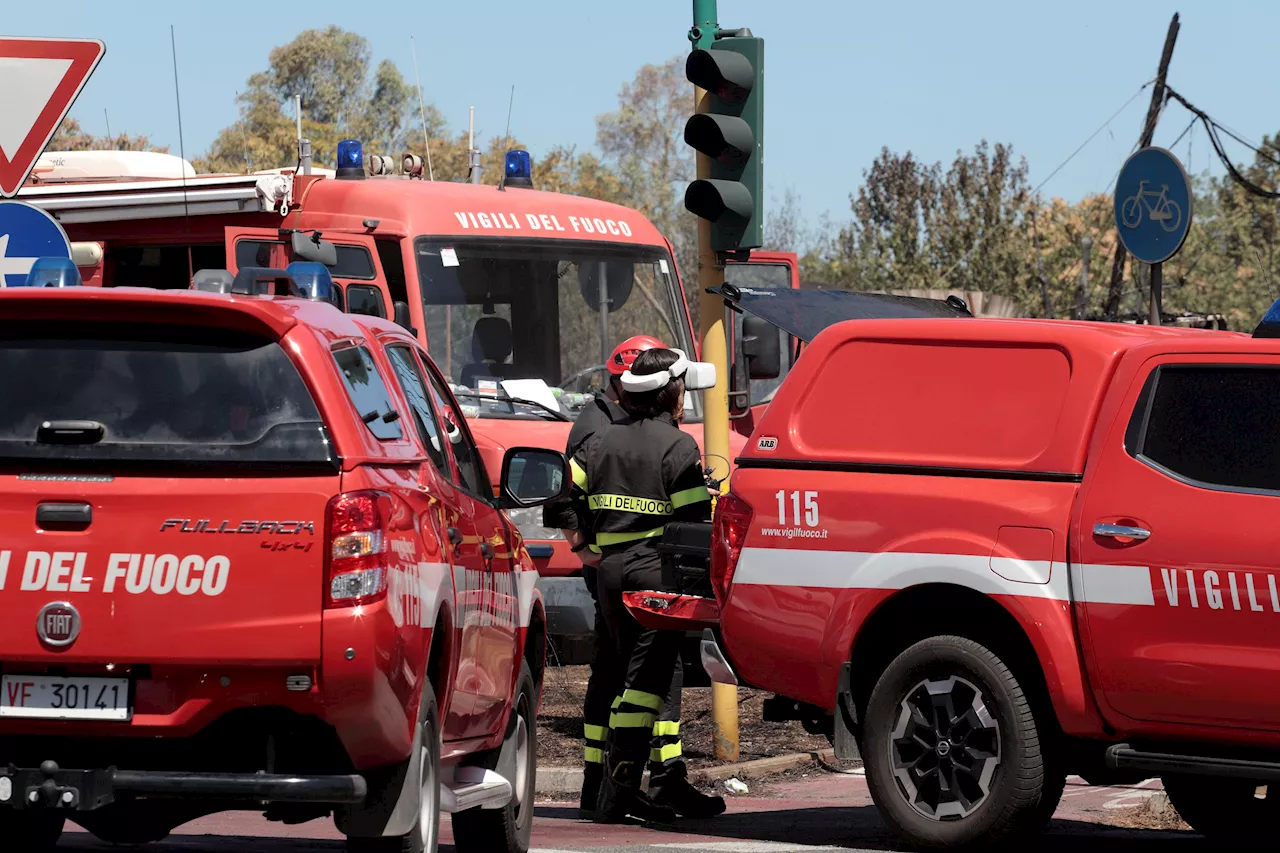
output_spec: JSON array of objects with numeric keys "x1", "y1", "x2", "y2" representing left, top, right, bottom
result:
[{"x1": 26, "y1": 761, "x2": 79, "y2": 809}]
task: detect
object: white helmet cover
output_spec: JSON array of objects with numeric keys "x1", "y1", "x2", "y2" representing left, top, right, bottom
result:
[{"x1": 619, "y1": 348, "x2": 717, "y2": 392}]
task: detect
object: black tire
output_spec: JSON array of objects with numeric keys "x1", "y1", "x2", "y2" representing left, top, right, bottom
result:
[
  {"x1": 0, "y1": 808, "x2": 64, "y2": 851},
  {"x1": 1163, "y1": 775, "x2": 1279, "y2": 844},
  {"x1": 452, "y1": 660, "x2": 538, "y2": 853},
  {"x1": 863, "y1": 636, "x2": 1056, "y2": 850},
  {"x1": 348, "y1": 680, "x2": 441, "y2": 853}
]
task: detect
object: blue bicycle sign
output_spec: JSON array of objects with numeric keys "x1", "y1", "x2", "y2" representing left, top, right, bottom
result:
[
  {"x1": 1121, "y1": 180, "x2": 1183, "y2": 232},
  {"x1": 1113, "y1": 146, "x2": 1193, "y2": 264}
]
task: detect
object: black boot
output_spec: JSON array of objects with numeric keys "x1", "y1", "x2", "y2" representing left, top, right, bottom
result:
[
  {"x1": 579, "y1": 762, "x2": 603, "y2": 819},
  {"x1": 594, "y1": 756, "x2": 677, "y2": 824},
  {"x1": 649, "y1": 771, "x2": 726, "y2": 819}
]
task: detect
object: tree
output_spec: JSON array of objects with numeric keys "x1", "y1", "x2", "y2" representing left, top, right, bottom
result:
[
  {"x1": 595, "y1": 56, "x2": 699, "y2": 311},
  {"x1": 763, "y1": 186, "x2": 811, "y2": 257},
  {"x1": 195, "y1": 27, "x2": 416, "y2": 173},
  {"x1": 48, "y1": 117, "x2": 165, "y2": 153},
  {"x1": 804, "y1": 141, "x2": 1042, "y2": 313}
]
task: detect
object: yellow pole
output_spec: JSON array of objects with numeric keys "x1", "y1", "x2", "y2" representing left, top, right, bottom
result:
[{"x1": 694, "y1": 82, "x2": 740, "y2": 763}]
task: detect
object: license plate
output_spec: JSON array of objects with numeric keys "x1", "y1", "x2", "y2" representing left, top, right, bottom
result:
[{"x1": 0, "y1": 675, "x2": 130, "y2": 721}]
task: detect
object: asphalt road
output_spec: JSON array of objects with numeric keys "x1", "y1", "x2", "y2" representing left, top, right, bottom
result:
[{"x1": 57, "y1": 772, "x2": 1207, "y2": 852}]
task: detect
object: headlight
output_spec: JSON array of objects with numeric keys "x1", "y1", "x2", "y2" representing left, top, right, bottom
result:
[{"x1": 505, "y1": 507, "x2": 565, "y2": 541}]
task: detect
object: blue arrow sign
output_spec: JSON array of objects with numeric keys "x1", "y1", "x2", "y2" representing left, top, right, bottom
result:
[
  {"x1": 0, "y1": 200, "x2": 72, "y2": 288},
  {"x1": 1114, "y1": 146, "x2": 1193, "y2": 265}
]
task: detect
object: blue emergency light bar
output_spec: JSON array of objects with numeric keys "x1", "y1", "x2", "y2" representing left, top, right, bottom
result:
[
  {"x1": 1254, "y1": 298, "x2": 1280, "y2": 338},
  {"x1": 336, "y1": 139, "x2": 365, "y2": 180},
  {"x1": 23, "y1": 257, "x2": 82, "y2": 287},
  {"x1": 504, "y1": 150, "x2": 533, "y2": 188},
  {"x1": 286, "y1": 262, "x2": 339, "y2": 305}
]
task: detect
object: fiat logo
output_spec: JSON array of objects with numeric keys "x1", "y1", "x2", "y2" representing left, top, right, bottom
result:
[{"x1": 36, "y1": 602, "x2": 80, "y2": 648}]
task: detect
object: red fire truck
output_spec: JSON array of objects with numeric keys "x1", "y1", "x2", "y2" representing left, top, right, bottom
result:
[{"x1": 15, "y1": 145, "x2": 798, "y2": 645}]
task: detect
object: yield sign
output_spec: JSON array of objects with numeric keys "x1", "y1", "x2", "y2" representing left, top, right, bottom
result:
[{"x1": 0, "y1": 36, "x2": 106, "y2": 199}]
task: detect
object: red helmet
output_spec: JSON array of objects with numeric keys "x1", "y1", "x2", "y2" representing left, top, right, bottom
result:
[{"x1": 607, "y1": 335, "x2": 666, "y2": 376}]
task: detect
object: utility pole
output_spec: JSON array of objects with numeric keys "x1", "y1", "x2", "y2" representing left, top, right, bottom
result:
[
  {"x1": 1074, "y1": 236, "x2": 1091, "y2": 320},
  {"x1": 1103, "y1": 12, "x2": 1180, "y2": 322},
  {"x1": 1029, "y1": 208, "x2": 1055, "y2": 319},
  {"x1": 690, "y1": 0, "x2": 739, "y2": 763}
]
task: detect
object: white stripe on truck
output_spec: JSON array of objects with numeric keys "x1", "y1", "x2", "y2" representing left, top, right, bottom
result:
[{"x1": 733, "y1": 546, "x2": 1155, "y2": 606}]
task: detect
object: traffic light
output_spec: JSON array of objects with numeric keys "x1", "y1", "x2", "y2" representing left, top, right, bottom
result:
[{"x1": 684, "y1": 36, "x2": 764, "y2": 253}]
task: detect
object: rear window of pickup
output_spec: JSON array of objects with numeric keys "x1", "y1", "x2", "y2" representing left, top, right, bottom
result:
[{"x1": 0, "y1": 321, "x2": 334, "y2": 467}]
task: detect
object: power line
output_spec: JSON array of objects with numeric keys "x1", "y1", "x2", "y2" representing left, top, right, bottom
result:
[
  {"x1": 1213, "y1": 121, "x2": 1280, "y2": 168},
  {"x1": 936, "y1": 80, "x2": 1154, "y2": 288},
  {"x1": 1032, "y1": 80, "x2": 1153, "y2": 196},
  {"x1": 1167, "y1": 116, "x2": 1197, "y2": 153},
  {"x1": 1164, "y1": 86, "x2": 1280, "y2": 198}
]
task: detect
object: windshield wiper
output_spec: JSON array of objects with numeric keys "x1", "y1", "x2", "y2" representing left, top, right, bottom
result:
[{"x1": 451, "y1": 392, "x2": 570, "y2": 422}]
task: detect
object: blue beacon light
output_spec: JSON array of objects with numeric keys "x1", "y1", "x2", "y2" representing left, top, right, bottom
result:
[
  {"x1": 1254, "y1": 298, "x2": 1280, "y2": 338},
  {"x1": 23, "y1": 257, "x2": 82, "y2": 287},
  {"x1": 286, "y1": 262, "x2": 339, "y2": 305},
  {"x1": 504, "y1": 150, "x2": 533, "y2": 188},
  {"x1": 336, "y1": 139, "x2": 365, "y2": 180}
]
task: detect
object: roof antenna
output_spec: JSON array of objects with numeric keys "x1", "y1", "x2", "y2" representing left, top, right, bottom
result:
[
  {"x1": 498, "y1": 85, "x2": 515, "y2": 192},
  {"x1": 169, "y1": 24, "x2": 192, "y2": 280},
  {"x1": 409, "y1": 36, "x2": 435, "y2": 181},
  {"x1": 295, "y1": 95, "x2": 312, "y2": 174},
  {"x1": 103, "y1": 109, "x2": 112, "y2": 146},
  {"x1": 467, "y1": 106, "x2": 481, "y2": 184}
]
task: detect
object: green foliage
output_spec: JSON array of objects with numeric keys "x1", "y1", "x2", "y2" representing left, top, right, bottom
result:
[
  {"x1": 195, "y1": 27, "x2": 418, "y2": 173},
  {"x1": 182, "y1": 27, "x2": 1280, "y2": 333},
  {"x1": 786, "y1": 136, "x2": 1280, "y2": 330}
]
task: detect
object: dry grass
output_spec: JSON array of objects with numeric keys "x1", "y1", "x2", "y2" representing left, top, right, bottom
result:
[{"x1": 537, "y1": 664, "x2": 831, "y2": 768}]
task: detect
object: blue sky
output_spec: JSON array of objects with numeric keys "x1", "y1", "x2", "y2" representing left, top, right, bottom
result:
[{"x1": 7, "y1": 0, "x2": 1275, "y2": 227}]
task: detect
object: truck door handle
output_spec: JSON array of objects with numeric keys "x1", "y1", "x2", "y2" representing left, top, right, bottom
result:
[
  {"x1": 447, "y1": 527, "x2": 463, "y2": 551},
  {"x1": 37, "y1": 502, "x2": 92, "y2": 529},
  {"x1": 1094, "y1": 523, "x2": 1151, "y2": 541}
]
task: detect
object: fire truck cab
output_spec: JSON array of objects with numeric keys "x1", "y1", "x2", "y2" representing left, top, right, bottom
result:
[{"x1": 15, "y1": 146, "x2": 793, "y2": 647}]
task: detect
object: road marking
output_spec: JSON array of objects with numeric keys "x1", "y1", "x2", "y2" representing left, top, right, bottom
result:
[
  {"x1": 1103, "y1": 777, "x2": 1160, "y2": 809},
  {"x1": 654, "y1": 843, "x2": 849, "y2": 852}
]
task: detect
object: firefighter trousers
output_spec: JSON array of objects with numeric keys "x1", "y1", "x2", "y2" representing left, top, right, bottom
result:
[
  {"x1": 592, "y1": 547, "x2": 685, "y2": 787},
  {"x1": 582, "y1": 577, "x2": 685, "y2": 780}
]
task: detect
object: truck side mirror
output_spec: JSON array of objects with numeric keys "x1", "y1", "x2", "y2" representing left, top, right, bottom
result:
[
  {"x1": 497, "y1": 447, "x2": 571, "y2": 509},
  {"x1": 743, "y1": 314, "x2": 782, "y2": 380},
  {"x1": 393, "y1": 300, "x2": 417, "y2": 335},
  {"x1": 290, "y1": 231, "x2": 338, "y2": 267},
  {"x1": 729, "y1": 312, "x2": 785, "y2": 419}
]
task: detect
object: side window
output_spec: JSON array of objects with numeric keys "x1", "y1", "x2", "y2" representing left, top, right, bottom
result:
[
  {"x1": 386, "y1": 345, "x2": 451, "y2": 478},
  {"x1": 376, "y1": 238, "x2": 409, "y2": 305},
  {"x1": 420, "y1": 356, "x2": 492, "y2": 498},
  {"x1": 235, "y1": 240, "x2": 375, "y2": 280},
  {"x1": 332, "y1": 345, "x2": 402, "y2": 440},
  {"x1": 347, "y1": 285, "x2": 386, "y2": 318},
  {"x1": 332, "y1": 245, "x2": 376, "y2": 280},
  {"x1": 1130, "y1": 365, "x2": 1280, "y2": 493}
]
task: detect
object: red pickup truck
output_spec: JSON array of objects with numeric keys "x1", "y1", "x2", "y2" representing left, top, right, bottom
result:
[
  {"x1": 0, "y1": 269, "x2": 565, "y2": 853},
  {"x1": 633, "y1": 296, "x2": 1280, "y2": 849}
]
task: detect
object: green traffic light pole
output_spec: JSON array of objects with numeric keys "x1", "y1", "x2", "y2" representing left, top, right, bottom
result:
[{"x1": 689, "y1": 0, "x2": 741, "y2": 764}]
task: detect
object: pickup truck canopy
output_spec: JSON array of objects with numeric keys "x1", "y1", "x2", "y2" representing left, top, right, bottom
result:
[{"x1": 709, "y1": 284, "x2": 971, "y2": 343}]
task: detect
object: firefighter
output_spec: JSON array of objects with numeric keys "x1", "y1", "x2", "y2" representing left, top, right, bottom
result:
[
  {"x1": 543, "y1": 335, "x2": 695, "y2": 819},
  {"x1": 570, "y1": 347, "x2": 726, "y2": 824}
]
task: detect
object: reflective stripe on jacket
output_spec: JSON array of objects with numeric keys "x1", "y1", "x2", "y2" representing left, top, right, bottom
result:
[{"x1": 570, "y1": 412, "x2": 712, "y2": 550}]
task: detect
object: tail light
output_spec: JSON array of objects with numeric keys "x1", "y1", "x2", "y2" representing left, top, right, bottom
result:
[
  {"x1": 326, "y1": 490, "x2": 392, "y2": 608},
  {"x1": 710, "y1": 491, "x2": 753, "y2": 603}
]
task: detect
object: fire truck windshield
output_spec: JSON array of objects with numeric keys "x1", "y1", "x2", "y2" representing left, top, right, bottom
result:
[{"x1": 415, "y1": 238, "x2": 698, "y2": 417}]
